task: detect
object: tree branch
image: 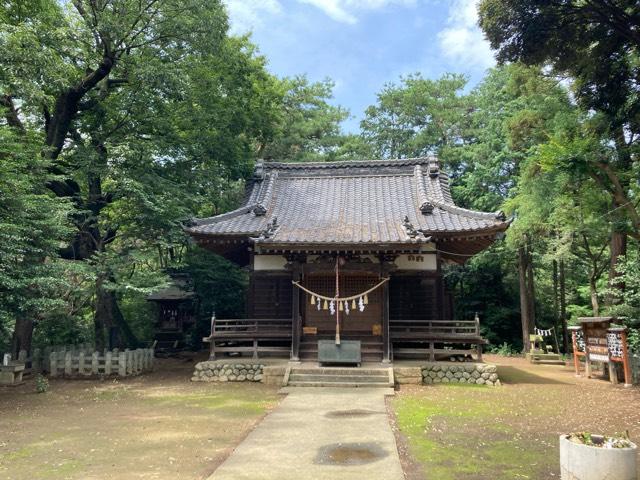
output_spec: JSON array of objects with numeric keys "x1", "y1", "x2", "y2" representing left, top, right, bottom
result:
[{"x1": 1, "y1": 95, "x2": 26, "y2": 134}]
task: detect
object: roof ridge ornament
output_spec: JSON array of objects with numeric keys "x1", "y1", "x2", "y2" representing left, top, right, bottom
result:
[
  {"x1": 414, "y1": 165, "x2": 435, "y2": 215},
  {"x1": 252, "y1": 171, "x2": 278, "y2": 216},
  {"x1": 420, "y1": 202, "x2": 434, "y2": 214},
  {"x1": 261, "y1": 217, "x2": 279, "y2": 239},
  {"x1": 252, "y1": 204, "x2": 267, "y2": 216},
  {"x1": 428, "y1": 159, "x2": 440, "y2": 178},
  {"x1": 253, "y1": 159, "x2": 265, "y2": 180},
  {"x1": 402, "y1": 215, "x2": 419, "y2": 238}
]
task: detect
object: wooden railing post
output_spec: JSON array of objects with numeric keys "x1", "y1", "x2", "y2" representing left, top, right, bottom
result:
[
  {"x1": 474, "y1": 313, "x2": 483, "y2": 362},
  {"x1": 209, "y1": 313, "x2": 216, "y2": 360}
]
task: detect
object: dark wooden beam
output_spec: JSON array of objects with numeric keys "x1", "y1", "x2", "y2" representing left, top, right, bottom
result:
[{"x1": 290, "y1": 261, "x2": 302, "y2": 361}]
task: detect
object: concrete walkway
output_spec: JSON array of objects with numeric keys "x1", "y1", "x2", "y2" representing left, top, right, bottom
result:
[{"x1": 208, "y1": 388, "x2": 404, "y2": 480}]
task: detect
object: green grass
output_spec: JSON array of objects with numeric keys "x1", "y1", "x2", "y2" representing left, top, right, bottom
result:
[
  {"x1": 392, "y1": 391, "x2": 545, "y2": 480},
  {"x1": 141, "y1": 390, "x2": 276, "y2": 416}
]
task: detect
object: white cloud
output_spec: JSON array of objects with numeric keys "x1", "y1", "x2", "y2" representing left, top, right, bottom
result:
[
  {"x1": 298, "y1": 0, "x2": 416, "y2": 25},
  {"x1": 225, "y1": 0, "x2": 283, "y2": 34},
  {"x1": 437, "y1": 0, "x2": 495, "y2": 69}
]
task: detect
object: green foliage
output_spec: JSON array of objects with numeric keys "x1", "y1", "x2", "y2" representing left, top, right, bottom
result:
[
  {"x1": 261, "y1": 76, "x2": 349, "y2": 162},
  {"x1": 0, "y1": 128, "x2": 72, "y2": 349},
  {"x1": 361, "y1": 73, "x2": 469, "y2": 161},
  {"x1": 0, "y1": 0, "x2": 349, "y2": 350},
  {"x1": 2, "y1": 0, "x2": 639, "y2": 356},
  {"x1": 490, "y1": 342, "x2": 519, "y2": 357},
  {"x1": 181, "y1": 248, "x2": 248, "y2": 347},
  {"x1": 35, "y1": 374, "x2": 49, "y2": 394}
]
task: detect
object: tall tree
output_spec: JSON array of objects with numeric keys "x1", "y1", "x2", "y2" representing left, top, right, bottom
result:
[
  {"x1": 0, "y1": 0, "x2": 283, "y2": 349},
  {"x1": 259, "y1": 76, "x2": 349, "y2": 162},
  {"x1": 361, "y1": 73, "x2": 470, "y2": 162},
  {"x1": 479, "y1": 0, "x2": 640, "y2": 296},
  {"x1": 0, "y1": 125, "x2": 71, "y2": 355}
]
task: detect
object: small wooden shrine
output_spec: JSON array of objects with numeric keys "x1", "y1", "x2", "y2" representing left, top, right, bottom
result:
[
  {"x1": 147, "y1": 274, "x2": 196, "y2": 350},
  {"x1": 569, "y1": 317, "x2": 633, "y2": 387},
  {"x1": 187, "y1": 158, "x2": 510, "y2": 362}
]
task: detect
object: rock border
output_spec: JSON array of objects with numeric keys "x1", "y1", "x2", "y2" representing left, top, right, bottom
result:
[
  {"x1": 421, "y1": 362, "x2": 500, "y2": 386},
  {"x1": 191, "y1": 361, "x2": 263, "y2": 382}
]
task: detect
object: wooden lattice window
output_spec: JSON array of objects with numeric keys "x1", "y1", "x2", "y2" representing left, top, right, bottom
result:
[{"x1": 302, "y1": 273, "x2": 382, "y2": 333}]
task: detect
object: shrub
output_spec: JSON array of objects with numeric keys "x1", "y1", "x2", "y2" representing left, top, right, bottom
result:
[
  {"x1": 35, "y1": 374, "x2": 49, "y2": 393},
  {"x1": 490, "y1": 342, "x2": 519, "y2": 356}
]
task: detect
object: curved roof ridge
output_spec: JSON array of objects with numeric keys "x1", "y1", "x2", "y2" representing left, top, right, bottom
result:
[
  {"x1": 413, "y1": 165, "x2": 434, "y2": 214},
  {"x1": 261, "y1": 156, "x2": 438, "y2": 170},
  {"x1": 189, "y1": 203, "x2": 259, "y2": 227},
  {"x1": 252, "y1": 170, "x2": 278, "y2": 216},
  {"x1": 431, "y1": 199, "x2": 506, "y2": 221}
]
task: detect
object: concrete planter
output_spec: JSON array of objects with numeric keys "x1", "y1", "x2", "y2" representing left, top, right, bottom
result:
[
  {"x1": 0, "y1": 362, "x2": 25, "y2": 386},
  {"x1": 559, "y1": 434, "x2": 637, "y2": 480}
]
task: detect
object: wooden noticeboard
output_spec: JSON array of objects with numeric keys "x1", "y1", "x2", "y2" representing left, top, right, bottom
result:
[{"x1": 570, "y1": 317, "x2": 633, "y2": 387}]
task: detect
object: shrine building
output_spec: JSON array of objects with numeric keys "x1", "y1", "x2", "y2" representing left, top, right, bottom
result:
[{"x1": 186, "y1": 158, "x2": 510, "y2": 363}]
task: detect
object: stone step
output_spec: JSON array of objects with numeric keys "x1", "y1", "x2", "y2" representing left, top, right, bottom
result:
[
  {"x1": 285, "y1": 366, "x2": 393, "y2": 388},
  {"x1": 289, "y1": 374, "x2": 389, "y2": 383},
  {"x1": 291, "y1": 367, "x2": 388, "y2": 375},
  {"x1": 531, "y1": 359, "x2": 566, "y2": 365},
  {"x1": 286, "y1": 381, "x2": 391, "y2": 388}
]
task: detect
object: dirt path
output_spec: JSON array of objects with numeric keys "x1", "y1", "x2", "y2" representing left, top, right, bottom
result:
[
  {"x1": 0, "y1": 356, "x2": 280, "y2": 480},
  {"x1": 391, "y1": 354, "x2": 640, "y2": 480}
]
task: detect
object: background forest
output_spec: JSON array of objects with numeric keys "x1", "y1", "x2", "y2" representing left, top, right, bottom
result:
[{"x1": 1, "y1": 0, "x2": 639, "y2": 357}]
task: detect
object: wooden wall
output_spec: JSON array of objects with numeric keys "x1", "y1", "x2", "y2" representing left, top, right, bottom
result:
[
  {"x1": 248, "y1": 272, "x2": 293, "y2": 319},
  {"x1": 389, "y1": 272, "x2": 444, "y2": 320}
]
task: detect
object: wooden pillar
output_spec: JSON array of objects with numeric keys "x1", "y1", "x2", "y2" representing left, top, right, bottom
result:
[
  {"x1": 380, "y1": 256, "x2": 394, "y2": 364},
  {"x1": 382, "y1": 279, "x2": 390, "y2": 363},
  {"x1": 570, "y1": 328, "x2": 580, "y2": 376},
  {"x1": 620, "y1": 330, "x2": 633, "y2": 387},
  {"x1": 208, "y1": 315, "x2": 216, "y2": 361},
  {"x1": 290, "y1": 262, "x2": 302, "y2": 362}
]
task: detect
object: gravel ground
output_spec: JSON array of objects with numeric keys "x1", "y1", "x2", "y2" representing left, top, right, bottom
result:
[{"x1": 0, "y1": 356, "x2": 280, "y2": 480}]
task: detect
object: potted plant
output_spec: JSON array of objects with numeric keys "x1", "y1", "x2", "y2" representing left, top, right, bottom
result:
[{"x1": 559, "y1": 432, "x2": 637, "y2": 480}]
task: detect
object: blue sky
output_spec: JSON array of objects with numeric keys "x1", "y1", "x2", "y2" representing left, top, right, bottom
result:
[{"x1": 225, "y1": 0, "x2": 497, "y2": 133}]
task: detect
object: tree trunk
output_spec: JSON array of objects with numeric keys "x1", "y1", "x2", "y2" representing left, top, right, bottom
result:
[
  {"x1": 559, "y1": 259, "x2": 568, "y2": 353},
  {"x1": 94, "y1": 272, "x2": 138, "y2": 350},
  {"x1": 553, "y1": 259, "x2": 559, "y2": 325},
  {"x1": 526, "y1": 244, "x2": 536, "y2": 331},
  {"x1": 94, "y1": 274, "x2": 114, "y2": 351},
  {"x1": 518, "y1": 247, "x2": 532, "y2": 352},
  {"x1": 608, "y1": 229, "x2": 627, "y2": 303},
  {"x1": 10, "y1": 318, "x2": 34, "y2": 358},
  {"x1": 589, "y1": 277, "x2": 600, "y2": 316}
]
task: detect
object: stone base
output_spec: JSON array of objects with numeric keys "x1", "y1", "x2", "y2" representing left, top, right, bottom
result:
[
  {"x1": 0, "y1": 363, "x2": 25, "y2": 386},
  {"x1": 393, "y1": 367, "x2": 422, "y2": 385},
  {"x1": 420, "y1": 362, "x2": 500, "y2": 386},
  {"x1": 191, "y1": 361, "x2": 263, "y2": 382},
  {"x1": 262, "y1": 366, "x2": 287, "y2": 386}
]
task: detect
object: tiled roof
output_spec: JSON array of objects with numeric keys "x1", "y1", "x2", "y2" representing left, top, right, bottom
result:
[{"x1": 187, "y1": 157, "x2": 509, "y2": 245}]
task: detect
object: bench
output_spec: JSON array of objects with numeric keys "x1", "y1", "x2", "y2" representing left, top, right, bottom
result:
[
  {"x1": 390, "y1": 318, "x2": 487, "y2": 361},
  {"x1": 203, "y1": 318, "x2": 292, "y2": 360}
]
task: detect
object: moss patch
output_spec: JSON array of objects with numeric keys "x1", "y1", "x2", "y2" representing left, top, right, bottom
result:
[
  {"x1": 392, "y1": 389, "x2": 547, "y2": 480},
  {"x1": 141, "y1": 388, "x2": 277, "y2": 416}
]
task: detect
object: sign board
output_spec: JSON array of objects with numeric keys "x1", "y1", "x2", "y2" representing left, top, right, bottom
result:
[{"x1": 570, "y1": 317, "x2": 633, "y2": 387}]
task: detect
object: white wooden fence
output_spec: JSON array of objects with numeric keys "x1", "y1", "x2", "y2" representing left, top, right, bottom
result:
[
  {"x1": 3, "y1": 344, "x2": 154, "y2": 378},
  {"x1": 49, "y1": 348, "x2": 154, "y2": 377}
]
